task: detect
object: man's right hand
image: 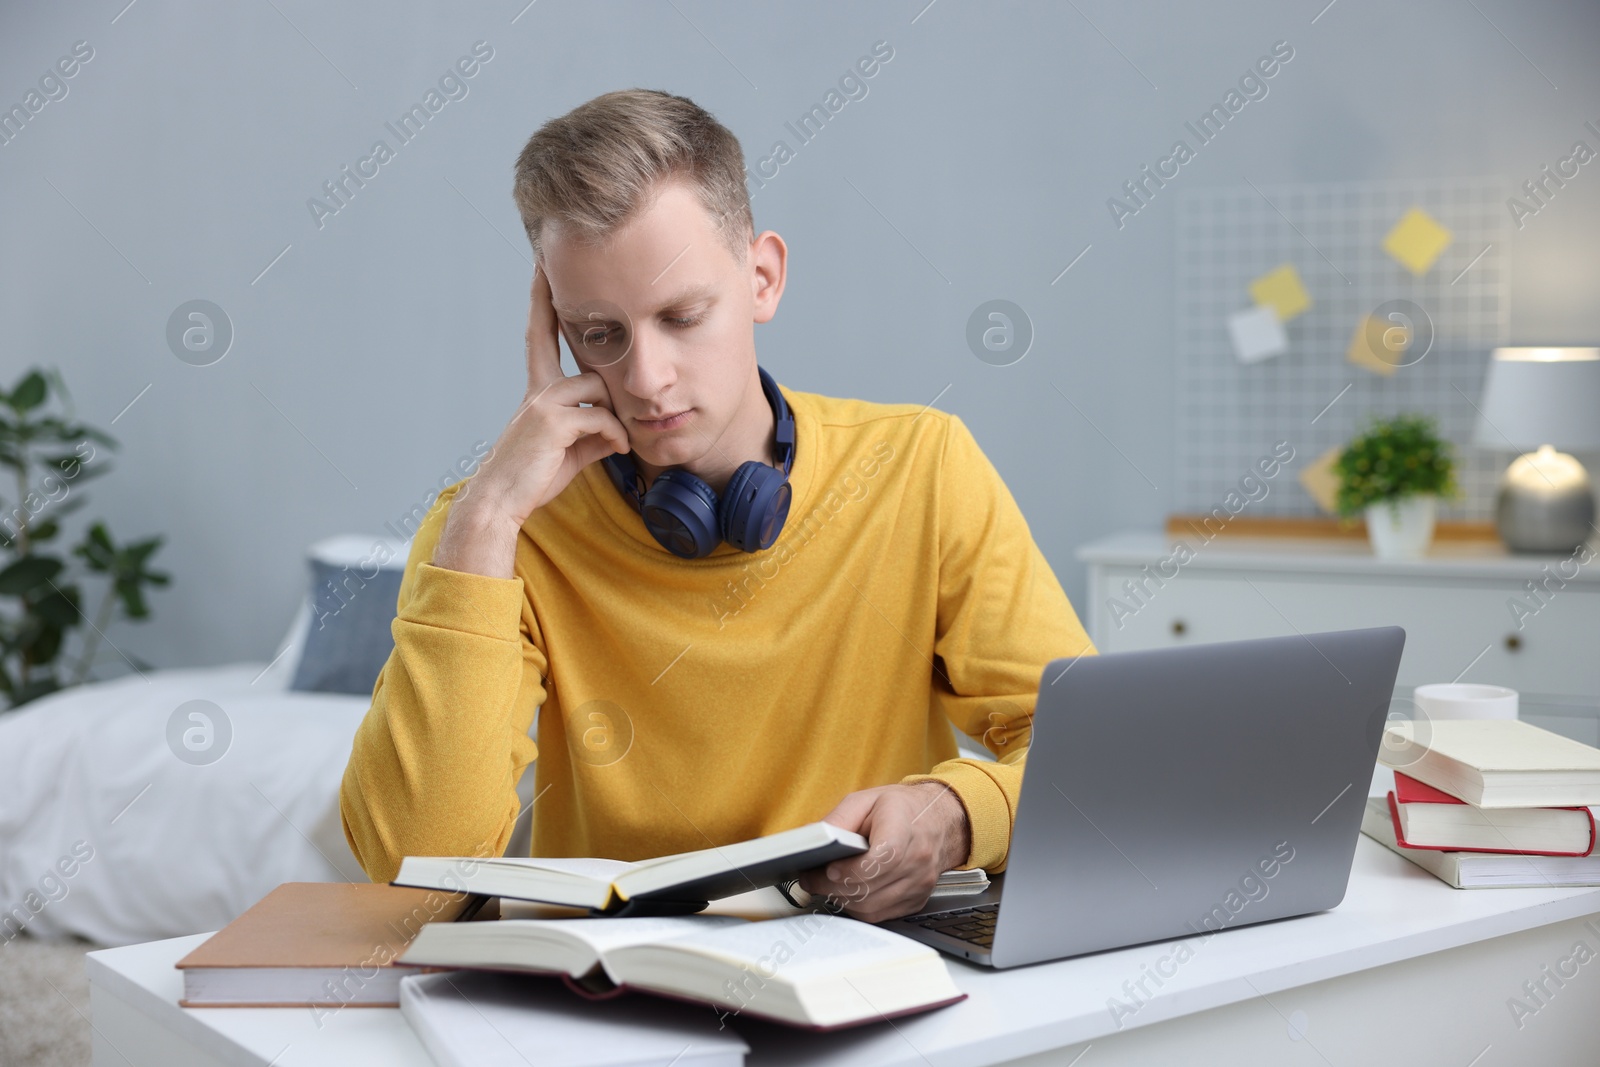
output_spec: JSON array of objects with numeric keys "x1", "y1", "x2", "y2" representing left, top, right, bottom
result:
[{"x1": 433, "y1": 263, "x2": 631, "y2": 579}]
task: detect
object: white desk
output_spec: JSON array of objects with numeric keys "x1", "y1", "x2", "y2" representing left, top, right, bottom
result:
[{"x1": 89, "y1": 832, "x2": 1600, "y2": 1067}]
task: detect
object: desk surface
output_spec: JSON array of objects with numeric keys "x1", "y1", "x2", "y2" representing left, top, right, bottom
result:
[{"x1": 89, "y1": 830, "x2": 1600, "y2": 1067}]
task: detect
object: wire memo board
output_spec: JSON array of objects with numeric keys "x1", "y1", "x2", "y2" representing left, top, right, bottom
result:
[{"x1": 1173, "y1": 177, "x2": 1511, "y2": 521}]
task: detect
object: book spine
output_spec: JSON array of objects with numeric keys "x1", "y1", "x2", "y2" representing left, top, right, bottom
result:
[{"x1": 559, "y1": 973, "x2": 627, "y2": 1001}]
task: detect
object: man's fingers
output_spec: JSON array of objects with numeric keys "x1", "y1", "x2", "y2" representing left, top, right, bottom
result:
[
  {"x1": 796, "y1": 870, "x2": 827, "y2": 896},
  {"x1": 569, "y1": 431, "x2": 624, "y2": 470},
  {"x1": 525, "y1": 262, "x2": 565, "y2": 392},
  {"x1": 559, "y1": 406, "x2": 631, "y2": 456},
  {"x1": 802, "y1": 837, "x2": 914, "y2": 895},
  {"x1": 539, "y1": 370, "x2": 615, "y2": 412},
  {"x1": 805, "y1": 834, "x2": 936, "y2": 916},
  {"x1": 806, "y1": 872, "x2": 926, "y2": 922},
  {"x1": 826, "y1": 837, "x2": 910, "y2": 886},
  {"x1": 792, "y1": 784, "x2": 972, "y2": 923},
  {"x1": 819, "y1": 789, "x2": 882, "y2": 837}
]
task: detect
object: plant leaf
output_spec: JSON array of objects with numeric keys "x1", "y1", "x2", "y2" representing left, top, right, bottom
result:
[
  {"x1": 0, "y1": 555, "x2": 65, "y2": 596},
  {"x1": 127, "y1": 536, "x2": 163, "y2": 565},
  {"x1": 115, "y1": 577, "x2": 149, "y2": 619},
  {"x1": 32, "y1": 586, "x2": 82, "y2": 628},
  {"x1": 74, "y1": 523, "x2": 115, "y2": 570},
  {"x1": 21, "y1": 620, "x2": 65, "y2": 665},
  {"x1": 8, "y1": 372, "x2": 47, "y2": 412}
]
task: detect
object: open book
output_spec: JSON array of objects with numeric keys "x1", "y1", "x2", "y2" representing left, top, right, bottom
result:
[
  {"x1": 393, "y1": 822, "x2": 868, "y2": 915},
  {"x1": 397, "y1": 912, "x2": 966, "y2": 1030}
]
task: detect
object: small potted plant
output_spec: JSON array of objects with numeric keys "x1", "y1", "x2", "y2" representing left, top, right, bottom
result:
[
  {"x1": 0, "y1": 368, "x2": 169, "y2": 708},
  {"x1": 1335, "y1": 414, "x2": 1460, "y2": 559}
]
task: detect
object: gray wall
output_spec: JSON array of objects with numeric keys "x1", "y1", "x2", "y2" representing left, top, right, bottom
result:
[{"x1": 2, "y1": 0, "x2": 1598, "y2": 671}]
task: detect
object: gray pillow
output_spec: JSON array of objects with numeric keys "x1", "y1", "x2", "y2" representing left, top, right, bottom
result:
[{"x1": 289, "y1": 556, "x2": 405, "y2": 696}]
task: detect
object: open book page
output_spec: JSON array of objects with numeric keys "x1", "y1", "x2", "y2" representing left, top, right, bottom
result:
[
  {"x1": 522, "y1": 914, "x2": 747, "y2": 955},
  {"x1": 619, "y1": 913, "x2": 933, "y2": 981},
  {"x1": 397, "y1": 915, "x2": 746, "y2": 979},
  {"x1": 476, "y1": 856, "x2": 632, "y2": 881}
]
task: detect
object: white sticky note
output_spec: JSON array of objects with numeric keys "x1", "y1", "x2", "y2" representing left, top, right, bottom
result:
[{"x1": 1227, "y1": 304, "x2": 1288, "y2": 364}]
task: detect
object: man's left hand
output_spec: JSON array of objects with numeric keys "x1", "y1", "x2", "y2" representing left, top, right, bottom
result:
[{"x1": 796, "y1": 782, "x2": 972, "y2": 923}]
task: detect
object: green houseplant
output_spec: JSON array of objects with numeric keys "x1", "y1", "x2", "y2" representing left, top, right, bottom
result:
[
  {"x1": 0, "y1": 368, "x2": 170, "y2": 709},
  {"x1": 1334, "y1": 413, "x2": 1460, "y2": 559}
]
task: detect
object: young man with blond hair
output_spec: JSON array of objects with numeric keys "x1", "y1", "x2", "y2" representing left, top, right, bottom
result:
[{"x1": 339, "y1": 88, "x2": 1094, "y2": 922}]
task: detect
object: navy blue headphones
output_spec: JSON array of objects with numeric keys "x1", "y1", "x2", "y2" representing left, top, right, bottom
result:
[{"x1": 601, "y1": 366, "x2": 795, "y2": 559}]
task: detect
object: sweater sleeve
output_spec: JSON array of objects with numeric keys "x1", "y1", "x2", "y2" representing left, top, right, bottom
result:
[
  {"x1": 899, "y1": 414, "x2": 1096, "y2": 873},
  {"x1": 339, "y1": 482, "x2": 546, "y2": 884}
]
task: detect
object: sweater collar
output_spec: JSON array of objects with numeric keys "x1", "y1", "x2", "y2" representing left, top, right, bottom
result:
[{"x1": 577, "y1": 381, "x2": 817, "y2": 564}]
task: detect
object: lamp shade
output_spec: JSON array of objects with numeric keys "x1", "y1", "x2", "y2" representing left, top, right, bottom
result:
[{"x1": 1472, "y1": 347, "x2": 1600, "y2": 451}]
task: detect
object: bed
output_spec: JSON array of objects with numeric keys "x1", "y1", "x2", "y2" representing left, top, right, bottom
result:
[
  {"x1": 0, "y1": 654, "x2": 371, "y2": 947},
  {"x1": 0, "y1": 537, "x2": 421, "y2": 947}
]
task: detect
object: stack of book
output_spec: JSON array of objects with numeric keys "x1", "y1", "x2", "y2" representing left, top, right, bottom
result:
[
  {"x1": 175, "y1": 819, "x2": 977, "y2": 1066},
  {"x1": 1362, "y1": 718, "x2": 1600, "y2": 888}
]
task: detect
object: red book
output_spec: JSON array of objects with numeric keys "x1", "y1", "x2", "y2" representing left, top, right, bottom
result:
[{"x1": 1388, "y1": 772, "x2": 1597, "y2": 856}]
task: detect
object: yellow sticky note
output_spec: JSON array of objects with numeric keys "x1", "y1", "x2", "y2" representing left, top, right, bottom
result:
[
  {"x1": 1382, "y1": 207, "x2": 1452, "y2": 275},
  {"x1": 1346, "y1": 315, "x2": 1400, "y2": 377},
  {"x1": 1248, "y1": 264, "x2": 1312, "y2": 322},
  {"x1": 1298, "y1": 446, "x2": 1343, "y2": 515}
]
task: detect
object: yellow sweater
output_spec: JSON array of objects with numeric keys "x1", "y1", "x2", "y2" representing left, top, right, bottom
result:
[{"x1": 340, "y1": 385, "x2": 1096, "y2": 885}]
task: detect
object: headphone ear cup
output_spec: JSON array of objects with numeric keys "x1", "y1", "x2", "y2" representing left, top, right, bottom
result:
[
  {"x1": 641, "y1": 470, "x2": 722, "y2": 559},
  {"x1": 721, "y1": 462, "x2": 794, "y2": 552}
]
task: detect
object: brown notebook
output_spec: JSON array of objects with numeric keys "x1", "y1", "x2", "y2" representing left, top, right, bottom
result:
[{"x1": 176, "y1": 882, "x2": 490, "y2": 1007}]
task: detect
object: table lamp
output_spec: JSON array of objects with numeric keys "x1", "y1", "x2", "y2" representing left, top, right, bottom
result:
[{"x1": 1471, "y1": 346, "x2": 1600, "y2": 553}]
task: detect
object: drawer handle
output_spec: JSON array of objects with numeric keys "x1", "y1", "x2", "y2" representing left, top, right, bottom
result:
[
  {"x1": 1504, "y1": 634, "x2": 1522, "y2": 652},
  {"x1": 1171, "y1": 619, "x2": 1187, "y2": 636}
]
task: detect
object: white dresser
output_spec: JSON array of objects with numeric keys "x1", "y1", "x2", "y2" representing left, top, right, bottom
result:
[{"x1": 1076, "y1": 532, "x2": 1600, "y2": 744}]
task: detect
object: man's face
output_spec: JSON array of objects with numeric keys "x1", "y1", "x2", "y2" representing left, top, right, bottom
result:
[{"x1": 540, "y1": 179, "x2": 775, "y2": 474}]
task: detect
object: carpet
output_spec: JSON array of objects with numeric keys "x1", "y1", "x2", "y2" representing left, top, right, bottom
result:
[{"x1": 0, "y1": 935, "x2": 94, "y2": 1067}]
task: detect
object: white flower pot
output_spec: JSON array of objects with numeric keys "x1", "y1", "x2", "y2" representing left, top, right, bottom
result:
[{"x1": 1364, "y1": 495, "x2": 1437, "y2": 559}]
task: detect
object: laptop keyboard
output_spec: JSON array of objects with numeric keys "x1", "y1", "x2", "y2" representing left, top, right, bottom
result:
[{"x1": 907, "y1": 903, "x2": 999, "y2": 949}]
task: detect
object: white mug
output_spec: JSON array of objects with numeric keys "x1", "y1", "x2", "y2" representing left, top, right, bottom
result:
[{"x1": 1412, "y1": 682, "x2": 1519, "y2": 721}]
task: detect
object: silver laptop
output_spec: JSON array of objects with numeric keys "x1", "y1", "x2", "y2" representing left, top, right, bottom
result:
[{"x1": 883, "y1": 626, "x2": 1405, "y2": 968}]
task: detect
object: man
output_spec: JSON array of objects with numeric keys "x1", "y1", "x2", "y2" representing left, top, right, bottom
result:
[{"x1": 340, "y1": 88, "x2": 1094, "y2": 923}]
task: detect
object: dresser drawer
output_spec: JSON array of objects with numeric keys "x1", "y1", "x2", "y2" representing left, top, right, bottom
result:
[{"x1": 1087, "y1": 568, "x2": 1600, "y2": 699}]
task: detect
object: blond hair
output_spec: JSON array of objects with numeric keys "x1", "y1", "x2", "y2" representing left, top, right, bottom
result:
[{"x1": 513, "y1": 89, "x2": 753, "y2": 263}]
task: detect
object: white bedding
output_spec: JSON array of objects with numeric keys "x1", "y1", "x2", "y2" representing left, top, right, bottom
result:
[{"x1": 0, "y1": 664, "x2": 369, "y2": 946}]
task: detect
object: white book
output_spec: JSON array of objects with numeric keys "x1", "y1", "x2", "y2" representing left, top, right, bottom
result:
[
  {"x1": 1396, "y1": 799, "x2": 1595, "y2": 853},
  {"x1": 393, "y1": 821, "x2": 867, "y2": 914},
  {"x1": 1361, "y1": 796, "x2": 1600, "y2": 889},
  {"x1": 397, "y1": 912, "x2": 966, "y2": 1030},
  {"x1": 400, "y1": 969, "x2": 748, "y2": 1067},
  {"x1": 1378, "y1": 719, "x2": 1600, "y2": 808}
]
